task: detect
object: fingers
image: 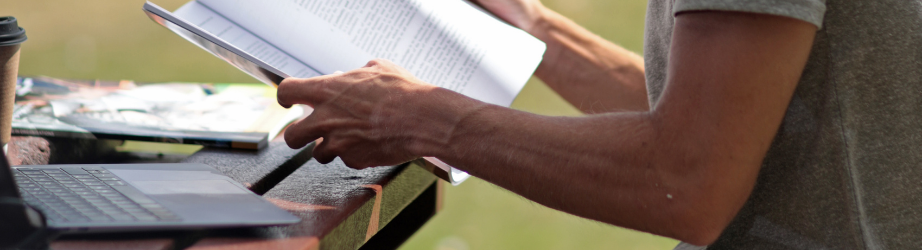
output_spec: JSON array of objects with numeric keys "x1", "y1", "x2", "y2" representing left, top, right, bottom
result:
[
  {"x1": 277, "y1": 74, "x2": 337, "y2": 108},
  {"x1": 283, "y1": 114, "x2": 326, "y2": 149},
  {"x1": 277, "y1": 70, "x2": 353, "y2": 108},
  {"x1": 313, "y1": 136, "x2": 361, "y2": 165},
  {"x1": 312, "y1": 137, "x2": 337, "y2": 164}
]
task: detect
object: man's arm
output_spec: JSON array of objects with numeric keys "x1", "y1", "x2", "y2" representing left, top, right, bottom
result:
[
  {"x1": 433, "y1": 12, "x2": 816, "y2": 244},
  {"x1": 474, "y1": 0, "x2": 649, "y2": 113},
  {"x1": 278, "y1": 11, "x2": 816, "y2": 245}
]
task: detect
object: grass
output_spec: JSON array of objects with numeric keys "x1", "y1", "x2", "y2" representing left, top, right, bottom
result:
[{"x1": 2, "y1": 0, "x2": 678, "y2": 249}]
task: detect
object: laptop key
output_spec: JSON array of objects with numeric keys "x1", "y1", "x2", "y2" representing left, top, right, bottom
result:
[
  {"x1": 88, "y1": 199, "x2": 112, "y2": 206},
  {"x1": 61, "y1": 168, "x2": 89, "y2": 174},
  {"x1": 110, "y1": 215, "x2": 135, "y2": 221},
  {"x1": 58, "y1": 196, "x2": 82, "y2": 202},
  {"x1": 19, "y1": 170, "x2": 44, "y2": 175},
  {"x1": 79, "y1": 210, "x2": 106, "y2": 216},
  {"x1": 96, "y1": 189, "x2": 117, "y2": 194},
  {"x1": 103, "y1": 210, "x2": 130, "y2": 216},
  {"x1": 31, "y1": 177, "x2": 54, "y2": 182},
  {"x1": 77, "y1": 210, "x2": 106, "y2": 217},
  {"x1": 107, "y1": 197, "x2": 132, "y2": 203},
  {"x1": 61, "y1": 183, "x2": 84, "y2": 188},
  {"x1": 83, "y1": 195, "x2": 106, "y2": 201},
  {"x1": 110, "y1": 200, "x2": 134, "y2": 206},
  {"x1": 74, "y1": 191, "x2": 96, "y2": 196},
  {"x1": 99, "y1": 192, "x2": 121, "y2": 197},
  {"x1": 110, "y1": 186, "x2": 157, "y2": 204},
  {"x1": 31, "y1": 190, "x2": 51, "y2": 196},
  {"x1": 86, "y1": 216, "x2": 112, "y2": 222},
  {"x1": 52, "y1": 177, "x2": 76, "y2": 182},
  {"x1": 104, "y1": 181, "x2": 127, "y2": 186},
  {"x1": 70, "y1": 203, "x2": 94, "y2": 209},
  {"x1": 56, "y1": 179, "x2": 79, "y2": 184},
  {"x1": 19, "y1": 183, "x2": 38, "y2": 188},
  {"x1": 134, "y1": 215, "x2": 158, "y2": 221}
]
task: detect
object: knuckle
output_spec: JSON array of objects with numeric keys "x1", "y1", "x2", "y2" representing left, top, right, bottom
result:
[
  {"x1": 365, "y1": 59, "x2": 381, "y2": 67},
  {"x1": 366, "y1": 59, "x2": 393, "y2": 68},
  {"x1": 325, "y1": 140, "x2": 350, "y2": 155}
]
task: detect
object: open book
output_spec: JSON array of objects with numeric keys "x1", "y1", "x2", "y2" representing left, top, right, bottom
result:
[{"x1": 143, "y1": 0, "x2": 546, "y2": 185}]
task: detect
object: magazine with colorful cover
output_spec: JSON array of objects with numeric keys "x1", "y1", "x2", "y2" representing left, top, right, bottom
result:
[{"x1": 11, "y1": 76, "x2": 304, "y2": 150}]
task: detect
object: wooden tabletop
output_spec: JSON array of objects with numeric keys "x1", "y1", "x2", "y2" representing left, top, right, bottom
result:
[{"x1": 9, "y1": 136, "x2": 441, "y2": 250}]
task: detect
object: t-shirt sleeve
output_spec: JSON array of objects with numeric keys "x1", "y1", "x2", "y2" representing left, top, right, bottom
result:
[{"x1": 673, "y1": 0, "x2": 826, "y2": 28}]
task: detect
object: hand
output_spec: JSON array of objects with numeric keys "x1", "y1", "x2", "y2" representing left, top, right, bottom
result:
[
  {"x1": 277, "y1": 59, "x2": 479, "y2": 169},
  {"x1": 470, "y1": 0, "x2": 546, "y2": 33}
]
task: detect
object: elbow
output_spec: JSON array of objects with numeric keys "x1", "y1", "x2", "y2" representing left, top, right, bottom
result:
[
  {"x1": 662, "y1": 179, "x2": 749, "y2": 246},
  {"x1": 673, "y1": 221, "x2": 724, "y2": 246},
  {"x1": 665, "y1": 203, "x2": 732, "y2": 246},
  {"x1": 660, "y1": 166, "x2": 750, "y2": 246}
]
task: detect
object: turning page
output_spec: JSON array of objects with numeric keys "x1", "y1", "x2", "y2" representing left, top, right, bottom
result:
[
  {"x1": 195, "y1": 0, "x2": 546, "y2": 107},
  {"x1": 171, "y1": 2, "x2": 322, "y2": 79}
]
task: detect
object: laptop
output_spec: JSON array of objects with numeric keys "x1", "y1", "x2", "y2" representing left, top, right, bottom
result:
[{"x1": 0, "y1": 149, "x2": 299, "y2": 245}]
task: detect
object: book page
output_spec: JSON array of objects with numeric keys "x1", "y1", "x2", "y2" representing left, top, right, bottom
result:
[
  {"x1": 172, "y1": 2, "x2": 322, "y2": 78},
  {"x1": 195, "y1": 0, "x2": 545, "y2": 107}
]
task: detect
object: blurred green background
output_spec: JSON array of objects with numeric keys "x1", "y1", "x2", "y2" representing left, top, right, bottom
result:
[{"x1": 1, "y1": 0, "x2": 677, "y2": 249}]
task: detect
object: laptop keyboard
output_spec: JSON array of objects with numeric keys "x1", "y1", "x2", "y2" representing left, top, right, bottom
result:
[{"x1": 12, "y1": 167, "x2": 181, "y2": 224}]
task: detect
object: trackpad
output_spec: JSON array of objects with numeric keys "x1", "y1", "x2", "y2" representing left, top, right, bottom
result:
[
  {"x1": 132, "y1": 180, "x2": 249, "y2": 195},
  {"x1": 133, "y1": 180, "x2": 268, "y2": 222}
]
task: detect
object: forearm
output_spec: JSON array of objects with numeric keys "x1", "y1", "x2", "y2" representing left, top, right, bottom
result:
[
  {"x1": 418, "y1": 102, "x2": 734, "y2": 243},
  {"x1": 528, "y1": 6, "x2": 648, "y2": 113}
]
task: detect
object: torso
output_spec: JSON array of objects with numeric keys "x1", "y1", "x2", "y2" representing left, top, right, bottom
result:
[{"x1": 644, "y1": 0, "x2": 922, "y2": 249}]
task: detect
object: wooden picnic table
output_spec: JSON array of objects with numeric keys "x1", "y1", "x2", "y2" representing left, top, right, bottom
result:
[{"x1": 7, "y1": 134, "x2": 442, "y2": 250}]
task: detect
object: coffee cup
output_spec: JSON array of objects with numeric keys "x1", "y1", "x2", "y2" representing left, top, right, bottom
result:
[{"x1": 0, "y1": 17, "x2": 27, "y2": 153}]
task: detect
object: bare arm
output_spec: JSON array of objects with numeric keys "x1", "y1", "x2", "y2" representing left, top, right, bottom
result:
[
  {"x1": 432, "y1": 12, "x2": 816, "y2": 244},
  {"x1": 474, "y1": 0, "x2": 648, "y2": 113},
  {"x1": 278, "y1": 11, "x2": 816, "y2": 245}
]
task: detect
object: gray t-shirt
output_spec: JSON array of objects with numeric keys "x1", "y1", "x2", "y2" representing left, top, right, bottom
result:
[{"x1": 643, "y1": 0, "x2": 922, "y2": 249}]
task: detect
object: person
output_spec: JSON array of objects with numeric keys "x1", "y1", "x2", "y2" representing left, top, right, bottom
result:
[{"x1": 277, "y1": 0, "x2": 922, "y2": 248}]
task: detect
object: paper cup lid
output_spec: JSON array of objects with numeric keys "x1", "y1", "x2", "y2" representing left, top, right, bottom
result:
[{"x1": 0, "y1": 17, "x2": 27, "y2": 46}]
